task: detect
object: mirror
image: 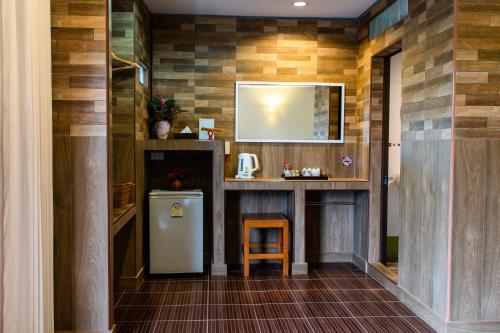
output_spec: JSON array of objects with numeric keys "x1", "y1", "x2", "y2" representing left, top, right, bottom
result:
[{"x1": 235, "y1": 82, "x2": 344, "y2": 143}]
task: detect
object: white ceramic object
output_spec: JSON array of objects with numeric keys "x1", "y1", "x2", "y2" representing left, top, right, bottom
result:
[
  {"x1": 155, "y1": 120, "x2": 171, "y2": 139},
  {"x1": 302, "y1": 168, "x2": 312, "y2": 176},
  {"x1": 311, "y1": 168, "x2": 321, "y2": 176}
]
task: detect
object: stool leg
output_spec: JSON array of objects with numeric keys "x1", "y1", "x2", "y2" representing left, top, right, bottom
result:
[
  {"x1": 283, "y1": 224, "x2": 289, "y2": 276},
  {"x1": 244, "y1": 224, "x2": 250, "y2": 277},
  {"x1": 277, "y1": 228, "x2": 283, "y2": 265}
]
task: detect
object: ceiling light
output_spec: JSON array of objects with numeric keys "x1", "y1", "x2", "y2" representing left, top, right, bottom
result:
[{"x1": 293, "y1": 1, "x2": 307, "y2": 7}]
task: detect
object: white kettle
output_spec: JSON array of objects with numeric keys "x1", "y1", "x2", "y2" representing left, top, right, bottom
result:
[{"x1": 235, "y1": 153, "x2": 259, "y2": 179}]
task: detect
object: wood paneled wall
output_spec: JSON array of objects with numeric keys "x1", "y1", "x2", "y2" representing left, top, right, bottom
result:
[
  {"x1": 359, "y1": 0, "x2": 454, "y2": 321},
  {"x1": 152, "y1": 16, "x2": 369, "y2": 179},
  {"x1": 450, "y1": 0, "x2": 500, "y2": 322},
  {"x1": 51, "y1": 0, "x2": 110, "y2": 330}
]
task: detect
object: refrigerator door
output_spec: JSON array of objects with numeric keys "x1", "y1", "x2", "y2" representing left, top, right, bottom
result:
[{"x1": 149, "y1": 190, "x2": 203, "y2": 274}]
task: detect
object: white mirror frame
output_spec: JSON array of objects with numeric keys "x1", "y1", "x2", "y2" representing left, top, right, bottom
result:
[{"x1": 234, "y1": 81, "x2": 345, "y2": 144}]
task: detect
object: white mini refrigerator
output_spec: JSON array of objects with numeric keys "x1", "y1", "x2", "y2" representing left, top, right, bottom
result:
[{"x1": 149, "y1": 190, "x2": 203, "y2": 274}]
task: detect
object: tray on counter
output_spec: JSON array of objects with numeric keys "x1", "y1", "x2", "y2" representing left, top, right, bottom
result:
[{"x1": 280, "y1": 175, "x2": 329, "y2": 180}]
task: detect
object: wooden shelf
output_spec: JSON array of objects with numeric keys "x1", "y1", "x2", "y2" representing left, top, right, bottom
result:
[
  {"x1": 143, "y1": 139, "x2": 224, "y2": 151},
  {"x1": 224, "y1": 177, "x2": 369, "y2": 191},
  {"x1": 113, "y1": 204, "x2": 136, "y2": 237}
]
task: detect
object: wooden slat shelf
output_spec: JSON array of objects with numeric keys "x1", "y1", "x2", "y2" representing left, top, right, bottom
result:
[{"x1": 113, "y1": 204, "x2": 136, "y2": 237}]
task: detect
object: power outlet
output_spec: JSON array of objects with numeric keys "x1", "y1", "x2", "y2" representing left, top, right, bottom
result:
[{"x1": 151, "y1": 152, "x2": 164, "y2": 160}]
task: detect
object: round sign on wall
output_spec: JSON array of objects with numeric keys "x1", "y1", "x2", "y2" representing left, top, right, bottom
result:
[{"x1": 342, "y1": 155, "x2": 353, "y2": 167}]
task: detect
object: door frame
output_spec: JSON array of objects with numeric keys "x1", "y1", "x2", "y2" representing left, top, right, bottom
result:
[{"x1": 379, "y1": 49, "x2": 402, "y2": 266}]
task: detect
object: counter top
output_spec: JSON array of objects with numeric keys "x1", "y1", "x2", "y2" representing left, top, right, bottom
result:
[{"x1": 224, "y1": 177, "x2": 370, "y2": 190}]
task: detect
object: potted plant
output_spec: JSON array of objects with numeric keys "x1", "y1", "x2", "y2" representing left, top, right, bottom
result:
[{"x1": 148, "y1": 94, "x2": 184, "y2": 139}]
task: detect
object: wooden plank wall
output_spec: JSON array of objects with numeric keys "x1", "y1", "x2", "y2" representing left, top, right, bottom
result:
[
  {"x1": 358, "y1": 0, "x2": 454, "y2": 321},
  {"x1": 152, "y1": 16, "x2": 369, "y2": 179},
  {"x1": 51, "y1": 0, "x2": 110, "y2": 330},
  {"x1": 450, "y1": 0, "x2": 500, "y2": 322}
]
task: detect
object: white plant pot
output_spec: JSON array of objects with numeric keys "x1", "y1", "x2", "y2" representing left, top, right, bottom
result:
[{"x1": 155, "y1": 120, "x2": 171, "y2": 139}]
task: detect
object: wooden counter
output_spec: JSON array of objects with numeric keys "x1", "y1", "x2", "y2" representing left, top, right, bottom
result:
[{"x1": 224, "y1": 177, "x2": 369, "y2": 191}]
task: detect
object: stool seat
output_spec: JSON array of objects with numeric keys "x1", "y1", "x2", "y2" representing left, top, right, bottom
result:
[{"x1": 242, "y1": 213, "x2": 289, "y2": 277}]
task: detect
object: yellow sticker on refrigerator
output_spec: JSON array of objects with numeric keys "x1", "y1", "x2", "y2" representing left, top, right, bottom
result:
[{"x1": 171, "y1": 202, "x2": 183, "y2": 218}]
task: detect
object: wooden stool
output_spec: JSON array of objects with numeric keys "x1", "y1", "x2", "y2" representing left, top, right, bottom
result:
[{"x1": 242, "y1": 213, "x2": 289, "y2": 277}]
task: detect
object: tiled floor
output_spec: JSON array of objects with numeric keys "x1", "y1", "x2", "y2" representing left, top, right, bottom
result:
[{"x1": 114, "y1": 263, "x2": 435, "y2": 333}]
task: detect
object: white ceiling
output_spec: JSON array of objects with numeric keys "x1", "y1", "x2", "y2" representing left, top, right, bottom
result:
[{"x1": 144, "y1": 0, "x2": 377, "y2": 18}]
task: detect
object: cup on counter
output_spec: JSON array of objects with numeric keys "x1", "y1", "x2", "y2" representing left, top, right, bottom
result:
[
  {"x1": 311, "y1": 168, "x2": 321, "y2": 177},
  {"x1": 302, "y1": 168, "x2": 312, "y2": 176}
]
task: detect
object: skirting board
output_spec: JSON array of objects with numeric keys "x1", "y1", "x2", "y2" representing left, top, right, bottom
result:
[
  {"x1": 292, "y1": 262, "x2": 308, "y2": 275},
  {"x1": 446, "y1": 321, "x2": 500, "y2": 333},
  {"x1": 211, "y1": 264, "x2": 227, "y2": 276},
  {"x1": 352, "y1": 253, "x2": 368, "y2": 271},
  {"x1": 118, "y1": 266, "x2": 145, "y2": 292}
]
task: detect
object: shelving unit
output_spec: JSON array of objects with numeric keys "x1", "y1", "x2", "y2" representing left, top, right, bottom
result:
[{"x1": 113, "y1": 204, "x2": 136, "y2": 236}]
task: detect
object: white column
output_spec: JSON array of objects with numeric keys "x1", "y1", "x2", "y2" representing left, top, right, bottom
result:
[{"x1": 0, "y1": 0, "x2": 54, "y2": 332}]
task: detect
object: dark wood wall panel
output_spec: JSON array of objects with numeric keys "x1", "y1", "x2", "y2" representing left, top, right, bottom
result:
[
  {"x1": 152, "y1": 16, "x2": 369, "y2": 179},
  {"x1": 51, "y1": 0, "x2": 110, "y2": 330}
]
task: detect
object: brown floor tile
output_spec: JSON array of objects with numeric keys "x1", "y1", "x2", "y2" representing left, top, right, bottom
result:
[
  {"x1": 309, "y1": 317, "x2": 366, "y2": 333},
  {"x1": 359, "y1": 278, "x2": 383, "y2": 289},
  {"x1": 292, "y1": 289, "x2": 340, "y2": 303},
  {"x1": 138, "y1": 282, "x2": 169, "y2": 293},
  {"x1": 115, "y1": 305, "x2": 161, "y2": 322},
  {"x1": 115, "y1": 321, "x2": 156, "y2": 333},
  {"x1": 286, "y1": 279, "x2": 329, "y2": 290},
  {"x1": 333, "y1": 290, "x2": 383, "y2": 302},
  {"x1": 344, "y1": 301, "x2": 401, "y2": 317},
  {"x1": 209, "y1": 280, "x2": 249, "y2": 292},
  {"x1": 118, "y1": 292, "x2": 164, "y2": 306},
  {"x1": 154, "y1": 320, "x2": 206, "y2": 333},
  {"x1": 157, "y1": 305, "x2": 207, "y2": 321},
  {"x1": 299, "y1": 302, "x2": 351, "y2": 318},
  {"x1": 251, "y1": 290, "x2": 296, "y2": 304},
  {"x1": 371, "y1": 289, "x2": 399, "y2": 302},
  {"x1": 165, "y1": 281, "x2": 207, "y2": 293},
  {"x1": 313, "y1": 269, "x2": 358, "y2": 279},
  {"x1": 208, "y1": 319, "x2": 260, "y2": 333},
  {"x1": 388, "y1": 302, "x2": 417, "y2": 316},
  {"x1": 255, "y1": 303, "x2": 305, "y2": 319},
  {"x1": 247, "y1": 270, "x2": 287, "y2": 280},
  {"x1": 349, "y1": 270, "x2": 371, "y2": 279},
  {"x1": 113, "y1": 263, "x2": 435, "y2": 333},
  {"x1": 163, "y1": 291, "x2": 207, "y2": 305},
  {"x1": 247, "y1": 279, "x2": 289, "y2": 291},
  {"x1": 208, "y1": 304, "x2": 256, "y2": 320},
  {"x1": 358, "y1": 317, "x2": 421, "y2": 332},
  {"x1": 323, "y1": 278, "x2": 368, "y2": 290},
  {"x1": 209, "y1": 291, "x2": 252, "y2": 304},
  {"x1": 258, "y1": 319, "x2": 312, "y2": 332}
]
